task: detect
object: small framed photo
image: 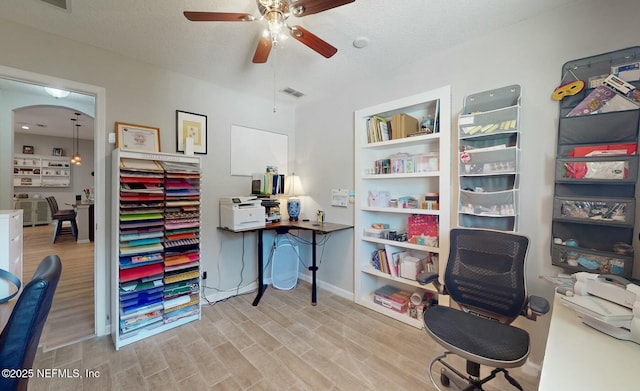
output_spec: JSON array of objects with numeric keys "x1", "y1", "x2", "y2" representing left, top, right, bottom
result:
[
  {"x1": 22, "y1": 145, "x2": 34, "y2": 154},
  {"x1": 115, "y1": 122, "x2": 161, "y2": 153},
  {"x1": 53, "y1": 148, "x2": 63, "y2": 156},
  {"x1": 176, "y1": 110, "x2": 207, "y2": 154}
]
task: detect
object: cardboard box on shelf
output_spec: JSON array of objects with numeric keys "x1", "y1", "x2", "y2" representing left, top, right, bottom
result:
[{"x1": 391, "y1": 113, "x2": 419, "y2": 139}]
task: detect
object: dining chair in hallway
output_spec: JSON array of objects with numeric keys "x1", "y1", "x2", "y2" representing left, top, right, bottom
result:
[{"x1": 45, "y1": 196, "x2": 77, "y2": 243}]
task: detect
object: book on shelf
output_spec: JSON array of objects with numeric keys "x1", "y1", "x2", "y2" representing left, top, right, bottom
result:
[
  {"x1": 385, "y1": 245, "x2": 406, "y2": 278},
  {"x1": 120, "y1": 158, "x2": 163, "y2": 172}
]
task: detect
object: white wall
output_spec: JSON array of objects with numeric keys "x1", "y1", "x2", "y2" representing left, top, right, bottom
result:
[
  {"x1": 294, "y1": 0, "x2": 640, "y2": 367},
  {"x1": 0, "y1": 18, "x2": 296, "y2": 332}
]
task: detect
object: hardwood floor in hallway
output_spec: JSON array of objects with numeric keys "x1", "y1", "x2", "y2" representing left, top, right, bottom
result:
[{"x1": 23, "y1": 223, "x2": 95, "y2": 351}]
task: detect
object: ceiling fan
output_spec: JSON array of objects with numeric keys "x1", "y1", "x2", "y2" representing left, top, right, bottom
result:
[{"x1": 184, "y1": 0, "x2": 355, "y2": 63}]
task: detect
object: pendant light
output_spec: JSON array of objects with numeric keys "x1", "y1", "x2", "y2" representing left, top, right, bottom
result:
[{"x1": 70, "y1": 112, "x2": 82, "y2": 166}]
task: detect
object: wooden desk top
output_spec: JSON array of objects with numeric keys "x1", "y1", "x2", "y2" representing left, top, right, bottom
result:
[
  {"x1": 266, "y1": 220, "x2": 353, "y2": 233},
  {"x1": 219, "y1": 221, "x2": 353, "y2": 234}
]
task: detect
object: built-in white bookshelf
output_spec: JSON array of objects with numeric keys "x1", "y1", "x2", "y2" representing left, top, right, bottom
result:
[
  {"x1": 13, "y1": 154, "x2": 71, "y2": 187},
  {"x1": 354, "y1": 86, "x2": 452, "y2": 328}
]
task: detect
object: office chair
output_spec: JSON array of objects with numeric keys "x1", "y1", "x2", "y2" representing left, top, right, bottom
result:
[
  {"x1": 45, "y1": 196, "x2": 78, "y2": 243},
  {"x1": 0, "y1": 255, "x2": 62, "y2": 391},
  {"x1": 419, "y1": 228, "x2": 549, "y2": 391}
]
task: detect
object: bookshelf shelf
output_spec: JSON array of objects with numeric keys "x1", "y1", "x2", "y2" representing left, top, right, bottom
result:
[
  {"x1": 360, "y1": 206, "x2": 439, "y2": 215},
  {"x1": 354, "y1": 86, "x2": 452, "y2": 328},
  {"x1": 111, "y1": 149, "x2": 202, "y2": 350},
  {"x1": 13, "y1": 154, "x2": 71, "y2": 187}
]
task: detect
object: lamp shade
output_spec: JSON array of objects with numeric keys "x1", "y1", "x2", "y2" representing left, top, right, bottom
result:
[{"x1": 284, "y1": 174, "x2": 305, "y2": 196}]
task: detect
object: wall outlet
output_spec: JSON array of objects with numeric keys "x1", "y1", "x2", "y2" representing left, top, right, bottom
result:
[{"x1": 202, "y1": 271, "x2": 207, "y2": 280}]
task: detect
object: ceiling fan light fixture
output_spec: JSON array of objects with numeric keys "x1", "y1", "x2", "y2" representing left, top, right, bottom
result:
[
  {"x1": 266, "y1": 10, "x2": 285, "y2": 43},
  {"x1": 290, "y1": 26, "x2": 303, "y2": 38},
  {"x1": 291, "y1": 5, "x2": 304, "y2": 16}
]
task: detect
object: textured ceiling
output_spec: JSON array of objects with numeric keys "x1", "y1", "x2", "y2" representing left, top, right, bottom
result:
[
  {"x1": 0, "y1": 0, "x2": 577, "y2": 107},
  {"x1": 3, "y1": 0, "x2": 578, "y2": 140}
]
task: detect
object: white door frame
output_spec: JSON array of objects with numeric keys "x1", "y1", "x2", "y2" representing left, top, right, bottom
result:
[{"x1": 0, "y1": 65, "x2": 108, "y2": 337}]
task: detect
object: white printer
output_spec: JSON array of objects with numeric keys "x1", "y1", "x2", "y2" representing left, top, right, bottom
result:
[{"x1": 219, "y1": 196, "x2": 265, "y2": 230}]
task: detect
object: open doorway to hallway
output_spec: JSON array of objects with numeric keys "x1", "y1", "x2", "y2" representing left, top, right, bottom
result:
[{"x1": 0, "y1": 71, "x2": 107, "y2": 349}]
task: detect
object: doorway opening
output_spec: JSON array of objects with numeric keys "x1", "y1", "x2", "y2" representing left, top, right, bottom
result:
[{"x1": 0, "y1": 65, "x2": 108, "y2": 349}]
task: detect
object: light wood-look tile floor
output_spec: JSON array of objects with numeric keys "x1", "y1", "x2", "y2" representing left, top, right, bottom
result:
[{"x1": 28, "y1": 282, "x2": 540, "y2": 391}]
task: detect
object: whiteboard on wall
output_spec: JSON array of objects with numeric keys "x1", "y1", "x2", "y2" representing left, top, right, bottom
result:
[{"x1": 230, "y1": 124, "x2": 288, "y2": 176}]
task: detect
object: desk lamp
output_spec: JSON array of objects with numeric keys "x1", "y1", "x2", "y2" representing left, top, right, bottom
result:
[{"x1": 285, "y1": 173, "x2": 304, "y2": 221}]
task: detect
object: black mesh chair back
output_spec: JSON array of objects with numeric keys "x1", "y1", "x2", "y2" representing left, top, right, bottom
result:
[
  {"x1": 445, "y1": 228, "x2": 528, "y2": 324},
  {"x1": 0, "y1": 255, "x2": 62, "y2": 391}
]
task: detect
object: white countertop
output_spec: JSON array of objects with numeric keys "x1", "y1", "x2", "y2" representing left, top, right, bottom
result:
[{"x1": 539, "y1": 294, "x2": 640, "y2": 390}]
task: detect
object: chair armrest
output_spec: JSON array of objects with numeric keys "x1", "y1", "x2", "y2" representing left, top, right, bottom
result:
[
  {"x1": 417, "y1": 272, "x2": 445, "y2": 295},
  {"x1": 523, "y1": 295, "x2": 550, "y2": 320}
]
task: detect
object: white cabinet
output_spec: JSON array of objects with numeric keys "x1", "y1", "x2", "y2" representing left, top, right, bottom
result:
[
  {"x1": 0, "y1": 210, "x2": 23, "y2": 298},
  {"x1": 13, "y1": 199, "x2": 52, "y2": 226},
  {"x1": 354, "y1": 86, "x2": 452, "y2": 328},
  {"x1": 13, "y1": 154, "x2": 71, "y2": 187},
  {"x1": 112, "y1": 149, "x2": 202, "y2": 350}
]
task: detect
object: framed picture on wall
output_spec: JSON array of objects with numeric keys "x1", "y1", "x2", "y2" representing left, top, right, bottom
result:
[
  {"x1": 176, "y1": 110, "x2": 207, "y2": 154},
  {"x1": 22, "y1": 145, "x2": 34, "y2": 154},
  {"x1": 53, "y1": 147, "x2": 63, "y2": 156},
  {"x1": 115, "y1": 122, "x2": 161, "y2": 153}
]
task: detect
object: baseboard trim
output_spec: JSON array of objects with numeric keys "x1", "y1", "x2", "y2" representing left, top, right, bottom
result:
[
  {"x1": 203, "y1": 281, "x2": 260, "y2": 303},
  {"x1": 297, "y1": 271, "x2": 353, "y2": 301},
  {"x1": 522, "y1": 359, "x2": 541, "y2": 377}
]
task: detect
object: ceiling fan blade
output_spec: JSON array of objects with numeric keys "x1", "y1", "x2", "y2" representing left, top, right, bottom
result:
[
  {"x1": 290, "y1": 0, "x2": 355, "y2": 17},
  {"x1": 252, "y1": 36, "x2": 273, "y2": 63},
  {"x1": 183, "y1": 11, "x2": 255, "y2": 22},
  {"x1": 290, "y1": 26, "x2": 337, "y2": 58}
]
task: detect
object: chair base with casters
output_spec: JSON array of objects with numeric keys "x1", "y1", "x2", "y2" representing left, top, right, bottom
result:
[
  {"x1": 0, "y1": 255, "x2": 62, "y2": 391},
  {"x1": 424, "y1": 306, "x2": 531, "y2": 391},
  {"x1": 418, "y1": 228, "x2": 550, "y2": 391}
]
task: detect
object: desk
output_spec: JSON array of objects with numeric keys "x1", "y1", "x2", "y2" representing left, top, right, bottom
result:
[
  {"x1": 539, "y1": 294, "x2": 640, "y2": 390},
  {"x1": 221, "y1": 221, "x2": 353, "y2": 306},
  {"x1": 74, "y1": 203, "x2": 94, "y2": 243}
]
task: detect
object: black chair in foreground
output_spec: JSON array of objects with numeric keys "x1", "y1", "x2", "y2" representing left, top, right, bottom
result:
[
  {"x1": 418, "y1": 228, "x2": 550, "y2": 391},
  {"x1": 0, "y1": 255, "x2": 62, "y2": 391},
  {"x1": 45, "y1": 196, "x2": 78, "y2": 243}
]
